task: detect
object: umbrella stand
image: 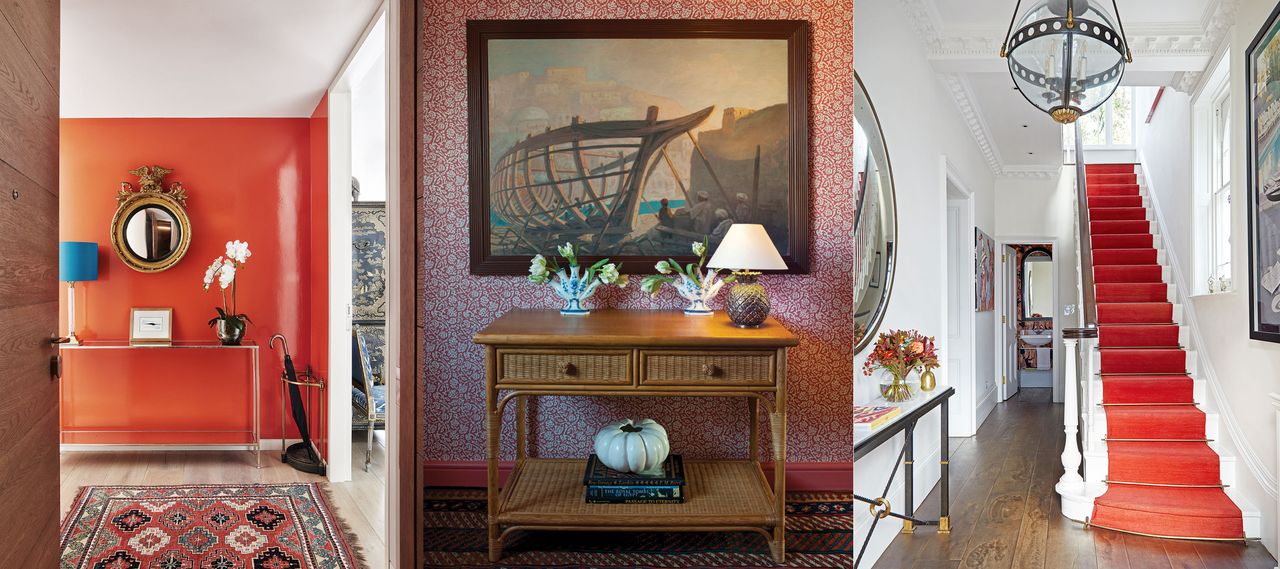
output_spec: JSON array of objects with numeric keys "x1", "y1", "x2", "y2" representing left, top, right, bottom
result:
[{"x1": 270, "y1": 334, "x2": 328, "y2": 476}]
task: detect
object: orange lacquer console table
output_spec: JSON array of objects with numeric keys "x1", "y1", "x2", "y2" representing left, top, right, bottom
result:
[{"x1": 58, "y1": 340, "x2": 261, "y2": 466}]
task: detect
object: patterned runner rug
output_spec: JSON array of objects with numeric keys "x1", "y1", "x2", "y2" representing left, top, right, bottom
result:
[
  {"x1": 60, "y1": 483, "x2": 363, "y2": 569},
  {"x1": 424, "y1": 489, "x2": 853, "y2": 569}
]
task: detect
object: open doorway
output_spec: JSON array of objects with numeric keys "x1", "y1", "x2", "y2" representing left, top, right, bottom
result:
[
  {"x1": 52, "y1": 2, "x2": 404, "y2": 568},
  {"x1": 324, "y1": 5, "x2": 396, "y2": 567},
  {"x1": 997, "y1": 241, "x2": 1057, "y2": 401}
]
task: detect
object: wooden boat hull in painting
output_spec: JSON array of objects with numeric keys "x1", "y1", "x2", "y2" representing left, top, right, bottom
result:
[{"x1": 490, "y1": 105, "x2": 714, "y2": 254}]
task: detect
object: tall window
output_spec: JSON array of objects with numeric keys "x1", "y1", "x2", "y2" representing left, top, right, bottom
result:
[
  {"x1": 1209, "y1": 88, "x2": 1232, "y2": 289},
  {"x1": 1194, "y1": 51, "x2": 1233, "y2": 294},
  {"x1": 1078, "y1": 87, "x2": 1134, "y2": 147}
]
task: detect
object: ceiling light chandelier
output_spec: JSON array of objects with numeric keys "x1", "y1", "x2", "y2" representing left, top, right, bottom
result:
[{"x1": 1001, "y1": 0, "x2": 1132, "y2": 124}]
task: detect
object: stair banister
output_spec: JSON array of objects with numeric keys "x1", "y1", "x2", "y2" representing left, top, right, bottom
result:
[{"x1": 1057, "y1": 123, "x2": 1102, "y2": 522}]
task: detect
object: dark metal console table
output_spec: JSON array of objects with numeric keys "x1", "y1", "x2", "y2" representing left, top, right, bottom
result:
[{"x1": 852, "y1": 387, "x2": 954, "y2": 568}]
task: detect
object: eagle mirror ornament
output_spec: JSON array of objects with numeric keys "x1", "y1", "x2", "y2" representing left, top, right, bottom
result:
[
  {"x1": 110, "y1": 165, "x2": 192, "y2": 273},
  {"x1": 1001, "y1": 0, "x2": 1132, "y2": 124}
]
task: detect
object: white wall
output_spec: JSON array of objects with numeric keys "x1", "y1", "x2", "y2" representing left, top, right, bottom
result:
[
  {"x1": 1135, "y1": 87, "x2": 1194, "y2": 266},
  {"x1": 351, "y1": 49, "x2": 387, "y2": 201},
  {"x1": 1133, "y1": 2, "x2": 1280, "y2": 553},
  {"x1": 994, "y1": 170, "x2": 1079, "y2": 402},
  {"x1": 854, "y1": 1, "x2": 996, "y2": 563}
]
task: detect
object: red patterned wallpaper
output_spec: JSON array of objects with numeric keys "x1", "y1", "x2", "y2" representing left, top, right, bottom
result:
[{"x1": 418, "y1": 0, "x2": 854, "y2": 462}]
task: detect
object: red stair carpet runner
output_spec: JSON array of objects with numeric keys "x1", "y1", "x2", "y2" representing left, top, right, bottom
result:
[{"x1": 1085, "y1": 163, "x2": 1244, "y2": 539}]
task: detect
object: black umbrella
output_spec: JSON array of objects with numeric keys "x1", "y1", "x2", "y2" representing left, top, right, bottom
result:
[{"x1": 271, "y1": 334, "x2": 318, "y2": 464}]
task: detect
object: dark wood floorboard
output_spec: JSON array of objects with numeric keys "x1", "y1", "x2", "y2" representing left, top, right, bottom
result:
[{"x1": 869, "y1": 388, "x2": 1276, "y2": 569}]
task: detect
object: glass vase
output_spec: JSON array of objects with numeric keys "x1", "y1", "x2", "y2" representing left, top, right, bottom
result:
[{"x1": 878, "y1": 370, "x2": 915, "y2": 402}]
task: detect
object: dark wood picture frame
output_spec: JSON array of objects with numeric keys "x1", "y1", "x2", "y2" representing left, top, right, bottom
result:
[
  {"x1": 466, "y1": 19, "x2": 811, "y2": 275},
  {"x1": 1247, "y1": 3, "x2": 1280, "y2": 343}
]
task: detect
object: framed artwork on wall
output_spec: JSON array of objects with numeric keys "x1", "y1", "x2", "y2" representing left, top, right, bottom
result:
[
  {"x1": 352, "y1": 202, "x2": 387, "y2": 323},
  {"x1": 975, "y1": 228, "x2": 995, "y2": 312},
  {"x1": 1248, "y1": 4, "x2": 1280, "y2": 343},
  {"x1": 466, "y1": 19, "x2": 811, "y2": 275},
  {"x1": 130, "y1": 307, "x2": 172, "y2": 345}
]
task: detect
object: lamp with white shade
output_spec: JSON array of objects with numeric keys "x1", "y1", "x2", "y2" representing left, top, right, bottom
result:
[{"x1": 707, "y1": 224, "x2": 787, "y2": 327}]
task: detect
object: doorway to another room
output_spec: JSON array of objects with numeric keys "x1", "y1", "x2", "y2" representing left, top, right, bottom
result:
[{"x1": 998, "y1": 242, "x2": 1057, "y2": 401}]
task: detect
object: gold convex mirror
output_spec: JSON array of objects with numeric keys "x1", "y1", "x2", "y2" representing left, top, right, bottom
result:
[{"x1": 110, "y1": 165, "x2": 192, "y2": 272}]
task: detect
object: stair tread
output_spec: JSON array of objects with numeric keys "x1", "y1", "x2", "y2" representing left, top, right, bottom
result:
[{"x1": 1095, "y1": 485, "x2": 1242, "y2": 519}]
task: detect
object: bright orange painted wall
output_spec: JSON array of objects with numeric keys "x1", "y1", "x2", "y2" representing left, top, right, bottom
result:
[{"x1": 60, "y1": 118, "x2": 321, "y2": 441}]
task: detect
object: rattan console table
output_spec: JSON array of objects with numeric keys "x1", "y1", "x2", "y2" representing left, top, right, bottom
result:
[{"x1": 474, "y1": 309, "x2": 799, "y2": 563}]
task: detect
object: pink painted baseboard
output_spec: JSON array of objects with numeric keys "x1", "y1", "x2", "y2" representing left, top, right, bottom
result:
[{"x1": 424, "y1": 460, "x2": 853, "y2": 491}]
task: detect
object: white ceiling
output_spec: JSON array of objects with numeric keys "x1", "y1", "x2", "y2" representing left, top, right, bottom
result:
[
  {"x1": 61, "y1": 0, "x2": 381, "y2": 118},
  {"x1": 965, "y1": 73, "x2": 1065, "y2": 166},
  {"x1": 931, "y1": 0, "x2": 1214, "y2": 30},
  {"x1": 908, "y1": 0, "x2": 1228, "y2": 174}
]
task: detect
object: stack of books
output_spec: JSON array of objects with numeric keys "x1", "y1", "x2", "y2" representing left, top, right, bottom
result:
[
  {"x1": 853, "y1": 404, "x2": 902, "y2": 429},
  {"x1": 582, "y1": 454, "x2": 686, "y2": 504}
]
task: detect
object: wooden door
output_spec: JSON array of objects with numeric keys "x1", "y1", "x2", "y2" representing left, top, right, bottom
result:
[{"x1": 0, "y1": 0, "x2": 61, "y2": 566}]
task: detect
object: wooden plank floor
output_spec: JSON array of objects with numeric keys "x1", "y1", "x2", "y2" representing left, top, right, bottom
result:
[
  {"x1": 60, "y1": 431, "x2": 388, "y2": 568},
  {"x1": 871, "y1": 388, "x2": 1275, "y2": 569}
]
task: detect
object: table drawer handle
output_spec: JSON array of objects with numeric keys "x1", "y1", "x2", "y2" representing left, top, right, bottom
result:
[
  {"x1": 701, "y1": 363, "x2": 719, "y2": 377},
  {"x1": 559, "y1": 361, "x2": 577, "y2": 376}
]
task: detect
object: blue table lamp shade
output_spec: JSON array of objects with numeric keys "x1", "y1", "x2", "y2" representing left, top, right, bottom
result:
[
  {"x1": 60, "y1": 241, "x2": 98, "y2": 344},
  {"x1": 60, "y1": 241, "x2": 99, "y2": 283}
]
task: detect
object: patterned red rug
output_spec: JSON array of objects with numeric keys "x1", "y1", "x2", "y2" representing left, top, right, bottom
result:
[
  {"x1": 60, "y1": 483, "x2": 364, "y2": 569},
  {"x1": 423, "y1": 489, "x2": 853, "y2": 568}
]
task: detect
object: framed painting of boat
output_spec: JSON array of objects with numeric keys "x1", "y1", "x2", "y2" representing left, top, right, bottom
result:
[
  {"x1": 467, "y1": 19, "x2": 811, "y2": 275},
  {"x1": 1248, "y1": 4, "x2": 1280, "y2": 343}
]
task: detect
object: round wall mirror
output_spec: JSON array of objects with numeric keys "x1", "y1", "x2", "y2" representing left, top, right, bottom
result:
[
  {"x1": 853, "y1": 74, "x2": 897, "y2": 353},
  {"x1": 111, "y1": 166, "x2": 192, "y2": 272},
  {"x1": 123, "y1": 205, "x2": 183, "y2": 262}
]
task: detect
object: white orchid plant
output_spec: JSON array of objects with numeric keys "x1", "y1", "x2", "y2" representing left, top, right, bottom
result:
[
  {"x1": 640, "y1": 238, "x2": 734, "y2": 315},
  {"x1": 203, "y1": 240, "x2": 252, "y2": 336},
  {"x1": 528, "y1": 242, "x2": 626, "y2": 314}
]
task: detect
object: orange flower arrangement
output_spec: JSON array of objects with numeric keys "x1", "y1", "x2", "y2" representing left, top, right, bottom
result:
[{"x1": 863, "y1": 329, "x2": 939, "y2": 401}]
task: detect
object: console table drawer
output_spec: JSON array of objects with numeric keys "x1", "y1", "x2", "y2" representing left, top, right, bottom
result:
[
  {"x1": 639, "y1": 350, "x2": 777, "y2": 386},
  {"x1": 497, "y1": 349, "x2": 633, "y2": 385}
]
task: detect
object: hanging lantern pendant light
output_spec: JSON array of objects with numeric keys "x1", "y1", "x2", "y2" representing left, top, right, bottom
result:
[{"x1": 1000, "y1": 0, "x2": 1133, "y2": 124}]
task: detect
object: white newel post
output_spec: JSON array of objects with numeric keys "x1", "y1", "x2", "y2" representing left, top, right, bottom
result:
[
  {"x1": 1058, "y1": 337, "x2": 1083, "y2": 489},
  {"x1": 1056, "y1": 334, "x2": 1103, "y2": 521}
]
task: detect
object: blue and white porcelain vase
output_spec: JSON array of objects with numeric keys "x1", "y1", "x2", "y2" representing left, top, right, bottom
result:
[
  {"x1": 675, "y1": 268, "x2": 725, "y2": 316},
  {"x1": 551, "y1": 265, "x2": 602, "y2": 316}
]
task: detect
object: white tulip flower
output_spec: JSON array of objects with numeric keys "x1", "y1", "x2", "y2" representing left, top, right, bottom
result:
[
  {"x1": 529, "y1": 254, "x2": 548, "y2": 276},
  {"x1": 557, "y1": 242, "x2": 576, "y2": 263},
  {"x1": 692, "y1": 241, "x2": 706, "y2": 257},
  {"x1": 655, "y1": 260, "x2": 673, "y2": 274},
  {"x1": 599, "y1": 263, "x2": 619, "y2": 285}
]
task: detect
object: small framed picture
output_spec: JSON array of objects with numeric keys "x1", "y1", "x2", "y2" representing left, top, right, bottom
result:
[{"x1": 130, "y1": 308, "x2": 173, "y2": 345}]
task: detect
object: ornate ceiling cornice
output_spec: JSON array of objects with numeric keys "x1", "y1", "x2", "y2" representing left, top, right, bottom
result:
[
  {"x1": 1173, "y1": 0, "x2": 1238, "y2": 94},
  {"x1": 938, "y1": 72, "x2": 1005, "y2": 175},
  {"x1": 1000, "y1": 166, "x2": 1063, "y2": 179}
]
